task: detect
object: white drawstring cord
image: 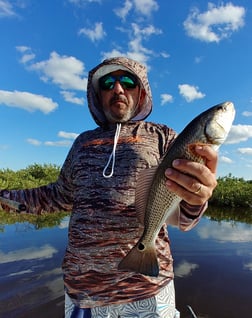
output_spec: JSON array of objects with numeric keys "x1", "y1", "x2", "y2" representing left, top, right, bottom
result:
[{"x1": 102, "y1": 123, "x2": 121, "y2": 178}]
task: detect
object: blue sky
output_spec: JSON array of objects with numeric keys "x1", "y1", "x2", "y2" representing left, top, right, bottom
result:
[{"x1": 0, "y1": 0, "x2": 252, "y2": 180}]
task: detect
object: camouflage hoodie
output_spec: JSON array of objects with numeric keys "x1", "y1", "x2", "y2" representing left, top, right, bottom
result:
[{"x1": 0, "y1": 57, "x2": 206, "y2": 308}]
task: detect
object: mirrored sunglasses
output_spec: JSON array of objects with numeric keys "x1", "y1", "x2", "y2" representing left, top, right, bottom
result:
[{"x1": 99, "y1": 74, "x2": 138, "y2": 90}]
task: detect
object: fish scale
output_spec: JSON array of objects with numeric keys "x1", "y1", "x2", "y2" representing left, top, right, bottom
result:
[{"x1": 118, "y1": 101, "x2": 235, "y2": 277}]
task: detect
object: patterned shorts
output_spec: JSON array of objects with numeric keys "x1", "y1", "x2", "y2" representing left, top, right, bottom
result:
[{"x1": 65, "y1": 280, "x2": 180, "y2": 318}]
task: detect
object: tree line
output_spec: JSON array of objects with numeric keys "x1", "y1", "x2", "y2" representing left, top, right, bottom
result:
[{"x1": 0, "y1": 164, "x2": 251, "y2": 208}]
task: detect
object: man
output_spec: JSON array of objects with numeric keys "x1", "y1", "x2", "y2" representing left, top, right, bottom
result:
[{"x1": 0, "y1": 57, "x2": 217, "y2": 317}]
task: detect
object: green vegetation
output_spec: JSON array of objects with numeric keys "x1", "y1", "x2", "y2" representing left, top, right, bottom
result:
[
  {"x1": 0, "y1": 163, "x2": 61, "y2": 189},
  {"x1": 210, "y1": 174, "x2": 252, "y2": 208},
  {"x1": 1, "y1": 164, "x2": 251, "y2": 207},
  {"x1": 0, "y1": 164, "x2": 251, "y2": 229}
]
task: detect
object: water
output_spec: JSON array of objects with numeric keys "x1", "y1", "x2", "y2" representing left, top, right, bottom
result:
[{"x1": 0, "y1": 211, "x2": 251, "y2": 317}]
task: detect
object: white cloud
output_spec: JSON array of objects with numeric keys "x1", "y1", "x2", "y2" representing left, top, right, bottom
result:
[
  {"x1": 238, "y1": 148, "x2": 252, "y2": 155},
  {"x1": 26, "y1": 138, "x2": 42, "y2": 146},
  {"x1": 184, "y1": 3, "x2": 245, "y2": 42},
  {"x1": 133, "y1": 0, "x2": 159, "y2": 16},
  {"x1": 27, "y1": 131, "x2": 78, "y2": 147},
  {"x1": 79, "y1": 22, "x2": 106, "y2": 42},
  {"x1": 225, "y1": 124, "x2": 252, "y2": 144},
  {"x1": 28, "y1": 51, "x2": 87, "y2": 91},
  {"x1": 26, "y1": 130, "x2": 79, "y2": 147},
  {"x1": 114, "y1": 0, "x2": 159, "y2": 19},
  {"x1": 244, "y1": 262, "x2": 252, "y2": 271},
  {"x1": 0, "y1": 244, "x2": 57, "y2": 264},
  {"x1": 178, "y1": 84, "x2": 205, "y2": 102},
  {"x1": 103, "y1": 20, "x2": 163, "y2": 67},
  {"x1": 132, "y1": 23, "x2": 162, "y2": 37},
  {"x1": 60, "y1": 90, "x2": 85, "y2": 105},
  {"x1": 68, "y1": 0, "x2": 100, "y2": 5},
  {"x1": 0, "y1": 0, "x2": 16, "y2": 17},
  {"x1": 161, "y1": 93, "x2": 173, "y2": 105},
  {"x1": 175, "y1": 260, "x2": 199, "y2": 278},
  {"x1": 114, "y1": 0, "x2": 133, "y2": 20},
  {"x1": 0, "y1": 90, "x2": 58, "y2": 113},
  {"x1": 242, "y1": 111, "x2": 252, "y2": 117},
  {"x1": 58, "y1": 131, "x2": 79, "y2": 139},
  {"x1": 198, "y1": 221, "x2": 252, "y2": 243},
  {"x1": 44, "y1": 140, "x2": 73, "y2": 147},
  {"x1": 219, "y1": 156, "x2": 233, "y2": 163}
]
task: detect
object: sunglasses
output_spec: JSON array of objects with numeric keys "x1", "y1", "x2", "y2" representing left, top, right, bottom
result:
[{"x1": 99, "y1": 74, "x2": 138, "y2": 90}]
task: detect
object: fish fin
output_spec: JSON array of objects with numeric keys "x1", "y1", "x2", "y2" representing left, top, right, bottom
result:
[
  {"x1": 135, "y1": 167, "x2": 157, "y2": 224},
  {"x1": 118, "y1": 242, "x2": 159, "y2": 277}
]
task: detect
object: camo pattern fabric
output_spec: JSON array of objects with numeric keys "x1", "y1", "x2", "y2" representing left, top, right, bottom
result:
[
  {"x1": 0, "y1": 121, "x2": 205, "y2": 308},
  {"x1": 0, "y1": 56, "x2": 207, "y2": 309},
  {"x1": 65, "y1": 281, "x2": 180, "y2": 318}
]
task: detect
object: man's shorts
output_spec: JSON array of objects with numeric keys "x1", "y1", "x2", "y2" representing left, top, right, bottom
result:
[{"x1": 65, "y1": 280, "x2": 180, "y2": 318}]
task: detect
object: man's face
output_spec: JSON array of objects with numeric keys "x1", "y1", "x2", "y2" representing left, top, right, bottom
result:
[{"x1": 98, "y1": 70, "x2": 145, "y2": 123}]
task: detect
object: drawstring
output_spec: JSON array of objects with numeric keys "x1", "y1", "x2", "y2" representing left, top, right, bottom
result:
[{"x1": 103, "y1": 123, "x2": 121, "y2": 178}]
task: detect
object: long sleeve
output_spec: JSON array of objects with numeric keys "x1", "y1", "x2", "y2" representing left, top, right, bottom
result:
[{"x1": 0, "y1": 145, "x2": 75, "y2": 214}]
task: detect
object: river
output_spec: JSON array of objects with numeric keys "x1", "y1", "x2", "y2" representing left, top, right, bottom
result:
[{"x1": 0, "y1": 209, "x2": 251, "y2": 317}]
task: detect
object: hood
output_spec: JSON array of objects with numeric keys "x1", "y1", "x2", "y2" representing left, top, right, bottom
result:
[{"x1": 87, "y1": 56, "x2": 153, "y2": 127}]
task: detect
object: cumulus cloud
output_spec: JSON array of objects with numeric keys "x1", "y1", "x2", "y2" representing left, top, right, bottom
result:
[
  {"x1": 58, "y1": 131, "x2": 79, "y2": 139},
  {"x1": 114, "y1": 0, "x2": 158, "y2": 20},
  {"x1": 184, "y1": 3, "x2": 245, "y2": 42},
  {"x1": 219, "y1": 156, "x2": 233, "y2": 163},
  {"x1": 0, "y1": 244, "x2": 57, "y2": 264},
  {"x1": 16, "y1": 46, "x2": 36, "y2": 63},
  {"x1": 238, "y1": 148, "x2": 252, "y2": 155},
  {"x1": 178, "y1": 84, "x2": 205, "y2": 102},
  {"x1": 27, "y1": 131, "x2": 78, "y2": 147},
  {"x1": 0, "y1": 90, "x2": 58, "y2": 113},
  {"x1": 79, "y1": 22, "x2": 106, "y2": 42},
  {"x1": 242, "y1": 111, "x2": 252, "y2": 117},
  {"x1": 225, "y1": 124, "x2": 252, "y2": 144},
  {"x1": 44, "y1": 140, "x2": 73, "y2": 147},
  {"x1": 161, "y1": 93, "x2": 173, "y2": 105},
  {"x1": 103, "y1": 21, "x2": 163, "y2": 66},
  {"x1": 114, "y1": 0, "x2": 133, "y2": 20},
  {"x1": 26, "y1": 138, "x2": 42, "y2": 146},
  {"x1": 198, "y1": 221, "x2": 252, "y2": 243},
  {"x1": 27, "y1": 51, "x2": 87, "y2": 91},
  {"x1": 134, "y1": 0, "x2": 159, "y2": 16},
  {"x1": 60, "y1": 91, "x2": 85, "y2": 105},
  {"x1": 175, "y1": 260, "x2": 199, "y2": 278}
]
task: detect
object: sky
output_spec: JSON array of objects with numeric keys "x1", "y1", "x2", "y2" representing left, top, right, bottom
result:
[{"x1": 0, "y1": 0, "x2": 252, "y2": 180}]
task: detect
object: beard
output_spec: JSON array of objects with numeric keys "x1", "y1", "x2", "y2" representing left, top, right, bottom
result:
[{"x1": 104, "y1": 95, "x2": 138, "y2": 123}]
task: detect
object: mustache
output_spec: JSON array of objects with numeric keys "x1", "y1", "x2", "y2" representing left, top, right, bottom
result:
[{"x1": 110, "y1": 95, "x2": 128, "y2": 105}]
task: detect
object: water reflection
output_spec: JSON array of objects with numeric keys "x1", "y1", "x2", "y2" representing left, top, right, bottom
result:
[
  {"x1": 170, "y1": 212, "x2": 252, "y2": 318},
  {"x1": 0, "y1": 208, "x2": 251, "y2": 317}
]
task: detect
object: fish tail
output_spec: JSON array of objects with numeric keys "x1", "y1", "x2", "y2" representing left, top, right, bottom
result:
[{"x1": 118, "y1": 242, "x2": 159, "y2": 277}]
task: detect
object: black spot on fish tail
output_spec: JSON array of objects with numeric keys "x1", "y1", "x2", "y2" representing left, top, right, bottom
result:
[
  {"x1": 138, "y1": 242, "x2": 145, "y2": 251},
  {"x1": 118, "y1": 243, "x2": 159, "y2": 277}
]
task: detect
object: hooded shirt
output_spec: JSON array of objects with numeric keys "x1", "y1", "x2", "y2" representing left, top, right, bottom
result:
[
  {"x1": 87, "y1": 56, "x2": 153, "y2": 127},
  {"x1": 0, "y1": 57, "x2": 206, "y2": 308}
]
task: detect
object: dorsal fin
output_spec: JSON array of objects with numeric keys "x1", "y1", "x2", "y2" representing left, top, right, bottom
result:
[{"x1": 135, "y1": 166, "x2": 157, "y2": 224}]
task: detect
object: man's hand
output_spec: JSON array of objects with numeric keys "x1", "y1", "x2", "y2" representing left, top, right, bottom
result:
[{"x1": 165, "y1": 145, "x2": 218, "y2": 206}]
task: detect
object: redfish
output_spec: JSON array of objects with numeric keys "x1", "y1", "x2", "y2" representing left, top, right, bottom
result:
[{"x1": 118, "y1": 101, "x2": 235, "y2": 277}]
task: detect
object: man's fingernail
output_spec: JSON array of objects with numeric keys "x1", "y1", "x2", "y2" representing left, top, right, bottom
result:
[{"x1": 173, "y1": 159, "x2": 180, "y2": 167}]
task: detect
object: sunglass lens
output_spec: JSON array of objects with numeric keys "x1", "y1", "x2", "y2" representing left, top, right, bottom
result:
[
  {"x1": 99, "y1": 74, "x2": 138, "y2": 90},
  {"x1": 100, "y1": 76, "x2": 115, "y2": 90},
  {"x1": 120, "y1": 76, "x2": 136, "y2": 88}
]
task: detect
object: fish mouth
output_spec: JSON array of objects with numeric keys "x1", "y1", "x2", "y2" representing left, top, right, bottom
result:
[{"x1": 205, "y1": 101, "x2": 235, "y2": 145}]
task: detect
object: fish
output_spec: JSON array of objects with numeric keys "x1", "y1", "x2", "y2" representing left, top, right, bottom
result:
[{"x1": 118, "y1": 101, "x2": 235, "y2": 277}]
